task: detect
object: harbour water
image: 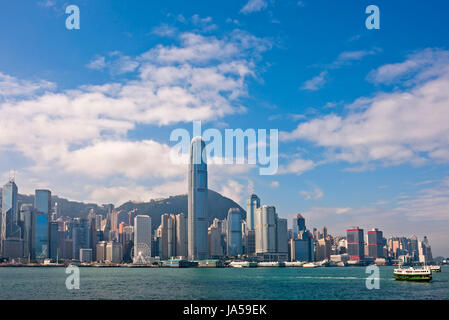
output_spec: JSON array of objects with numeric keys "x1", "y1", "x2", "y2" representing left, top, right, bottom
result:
[{"x1": 1, "y1": 266, "x2": 448, "y2": 300}]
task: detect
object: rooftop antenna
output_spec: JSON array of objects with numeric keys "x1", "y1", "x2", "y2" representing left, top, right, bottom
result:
[
  {"x1": 8, "y1": 169, "x2": 15, "y2": 182},
  {"x1": 249, "y1": 180, "x2": 254, "y2": 195}
]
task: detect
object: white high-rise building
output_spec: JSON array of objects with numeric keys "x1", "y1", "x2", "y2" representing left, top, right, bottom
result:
[
  {"x1": 133, "y1": 215, "x2": 152, "y2": 264},
  {"x1": 255, "y1": 205, "x2": 277, "y2": 254},
  {"x1": 188, "y1": 137, "x2": 208, "y2": 260}
]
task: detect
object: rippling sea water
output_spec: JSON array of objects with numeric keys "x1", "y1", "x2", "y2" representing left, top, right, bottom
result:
[{"x1": 1, "y1": 266, "x2": 448, "y2": 300}]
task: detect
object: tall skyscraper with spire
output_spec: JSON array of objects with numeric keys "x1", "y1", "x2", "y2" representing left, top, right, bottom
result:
[{"x1": 188, "y1": 137, "x2": 208, "y2": 260}]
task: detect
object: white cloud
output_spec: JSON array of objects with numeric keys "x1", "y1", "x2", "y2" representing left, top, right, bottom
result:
[
  {"x1": 240, "y1": 0, "x2": 268, "y2": 14},
  {"x1": 87, "y1": 56, "x2": 106, "y2": 70},
  {"x1": 300, "y1": 71, "x2": 328, "y2": 91},
  {"x1": 0, "y1": 29, "x2": 270, "y2": 204},
  {"x1": 333, "y1": 49, "x2": 379, "y2": 67},
  {"x1": 37, "y1": 0, "x2": 56, "y2": 8},
  {"x1": 367, "y1": 48, "x2": 449, "y2": 85},
  {"x1": 301, "y1": 49, "x2": 380, "y2": 91},
  {"x1": 285, "y1": 49, "x2": 449, "y2": 168},
  {"x1": 0, "y1": 72, "x2": 55, "y2": 98},
  {"x1": 150, "y1": 24, "x2": 178, "y2": 37},
  {"x1": 87, "y1": 179, "x2": 187, "y2": 206},
  {"x1": 299, "y1": 187, "x2": 323, "y2": 200},
  {"x1": 278, "y1": 158, "x2": 316, "y2": 175},
  {"x1": 219, "y1": 179, "x2": 245, "y2": 204},
  {"x1": 60, "y1": 140, "x2": 186, "y2": 179}
]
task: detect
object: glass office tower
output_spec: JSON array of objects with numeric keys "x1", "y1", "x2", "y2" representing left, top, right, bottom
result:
[
  {"x1": 188, "y1": 137, "x2": 208, "y2": 260},
  {"x1": 1, "y1": 180, "x2": 20, "y2": 241},
  {"x1": 226, "y1": 208, "x2": 242, "y2": 256},
  {"x1": 34, "y1": 189, "x2": 51, "y2": 259}
]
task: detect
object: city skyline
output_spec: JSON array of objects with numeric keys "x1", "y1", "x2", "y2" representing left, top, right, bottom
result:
[
  {"x1": 0, "y1": 1, "x2": 449, "y2": 257},
  {"x1": 0, "y1": 175, "x2": 445, "y2": 257},
  {"x1": 0, "y1": 173, "x2": 440, "y2": 263}
]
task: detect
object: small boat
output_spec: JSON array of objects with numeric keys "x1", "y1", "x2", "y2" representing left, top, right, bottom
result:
[
  {"x1": 426, "y1": 265, "x2": 441, "y2": 273},
  {"x1": 303, "y1": 262, "x2": 318, "y2": 268},
  {"x1": 394, "y1": 267, "x2": 432, "y2": 282}
]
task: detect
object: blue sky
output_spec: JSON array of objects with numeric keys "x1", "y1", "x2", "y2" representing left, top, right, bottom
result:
[{"x1": 1, "y1": 0, "x2": 449, "y2": 255}]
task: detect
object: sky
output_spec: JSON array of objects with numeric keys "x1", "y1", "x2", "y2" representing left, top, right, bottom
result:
[{"x1": 0, "y1": 0, "x2": 449, "y2": 255}]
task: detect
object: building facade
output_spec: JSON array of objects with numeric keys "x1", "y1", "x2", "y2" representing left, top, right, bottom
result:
[
  {"x1": 226, "y1": 208, "x2": 242, "y2": 256},
  {"x1": 188, "y1": 137, "x2": 209, "y2": 260},
  {"x1": 34, "y1": 189, "x2": 51, "y2": 259},
  {"x1": 347, "y1": 227, "x2": 364, "y2": 261}
]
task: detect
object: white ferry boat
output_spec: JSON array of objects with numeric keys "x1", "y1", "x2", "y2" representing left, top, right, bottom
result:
[
  {"x1": 426, "y1": 265, "x2": 441, "y2": 273},
  {"x1": 393, "y1": 267, "x2": 432, "y2": 282},
  {"x1": 303, "y1": 262, "x2": 318, "y2": 268}
]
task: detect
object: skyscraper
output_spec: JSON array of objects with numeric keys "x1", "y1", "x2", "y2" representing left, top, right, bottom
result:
[
  {"x1": 347, "y1": 227, "x2": 364, "y2": 261},
  {"x1": 367, "y1": 228, "x2": 383, "y2": 258},
  {"x1": 255, "y1": 205, "x2": 277, "y2": 254},
  {"x1": 276, "y1": 218, "x2": 288, "y2": 255},
  {"x1": 1, "y1": 179, "x2": 20, "y2": 242},
  {"x1": 72, "y1": 218, "x2": 90, "y2": 260},
  {"x1": 49, "y1": 221, "x2": 59, "y2": 260},
  {"x1": 226, "y1": 208, "x2": 242, "y2": 256},
  {"x1": 175, "y1": 213, "x2": 188, "y2": 258},
  {"x1": 159, "y1": 214, "x2": 176, "y2": 259},
  {"x1": 133, "y1": 215, "x2": 152, "y2": 264},
  {"x1": 19, "y1": 204, "x2": 34, "y2": 259},
  {"x1": 188, "y1": 137, "x2": 208, "y2": 260},
  {"x1": 292, "y1": 214, "x2": 306, "y2": 238},
  {"x1": 208, "y1": 226, "x2": 222, "y2": 257},
  {"x1": 246, "y1": 194, "x2": 260, "y2": 231},
  {"x1": 34, "y1": 189, "x2": 51, "y2": 259}
]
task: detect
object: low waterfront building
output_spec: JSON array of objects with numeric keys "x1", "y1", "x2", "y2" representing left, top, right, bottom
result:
[{"x1": 80, "y1": 248, "x2": 92, "y2": 263}]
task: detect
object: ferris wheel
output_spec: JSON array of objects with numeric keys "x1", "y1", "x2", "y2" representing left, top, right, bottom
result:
[{"x1": 132, "y1": 243, "x2": 151, "y2": 265}]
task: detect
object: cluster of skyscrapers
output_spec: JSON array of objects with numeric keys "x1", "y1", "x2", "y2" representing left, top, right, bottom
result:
[
  {"x1": 0, "y1": 137, "x2": 435, "y2": 265},
  {"x1": 0, "y1": 179, "x2": 53, "y2": 261}
]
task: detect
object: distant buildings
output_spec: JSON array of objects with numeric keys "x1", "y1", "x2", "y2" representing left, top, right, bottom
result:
[
  {"x1": 188, "y1": 137, "x2": 208, "y2": 260},
  {"x1": 0, "y1": 177, "x2": 437, "y2": 266}
]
